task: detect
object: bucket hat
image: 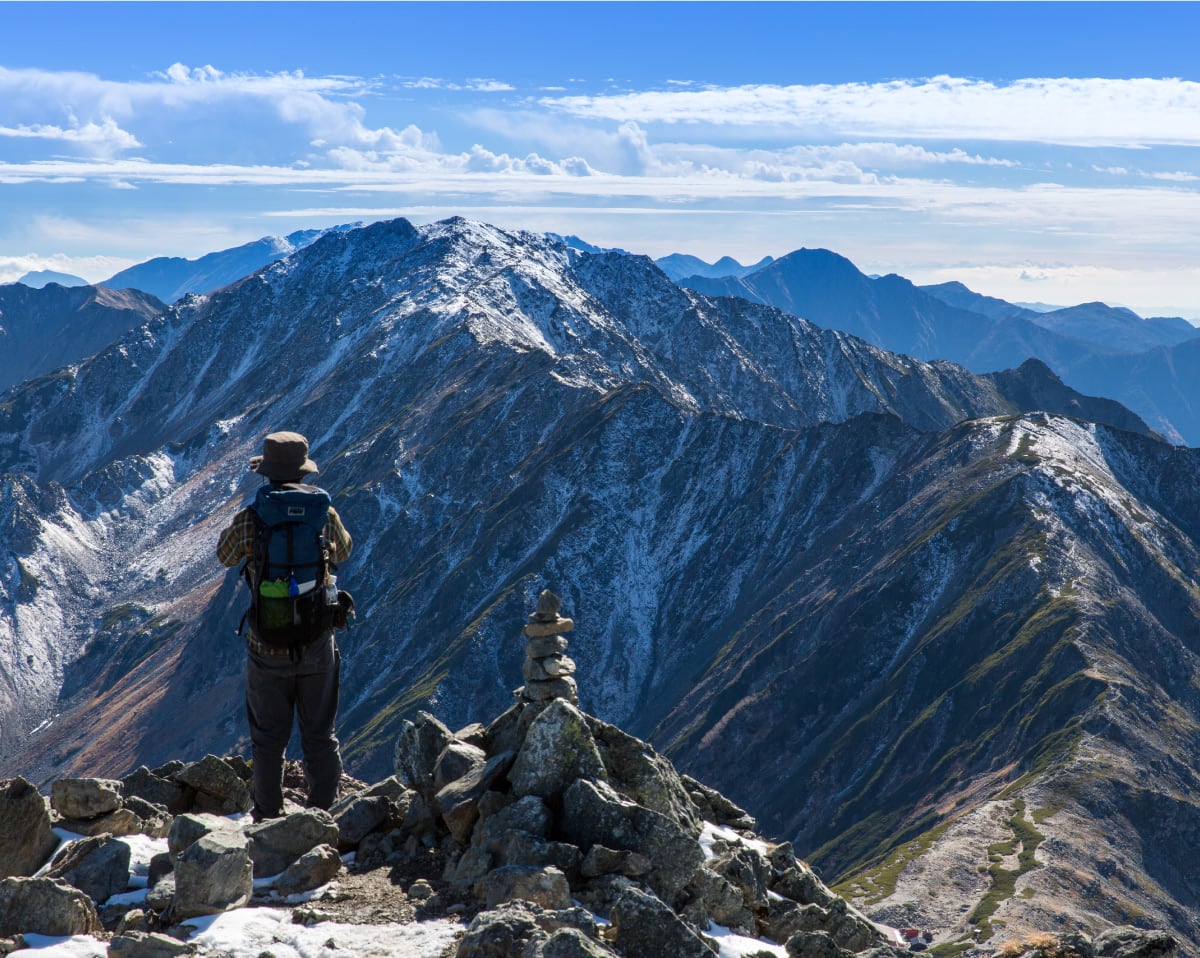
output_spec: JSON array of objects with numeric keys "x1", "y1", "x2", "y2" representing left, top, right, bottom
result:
[{"x1": 249, "y1": 431, "x2": 318, "y2": 481}]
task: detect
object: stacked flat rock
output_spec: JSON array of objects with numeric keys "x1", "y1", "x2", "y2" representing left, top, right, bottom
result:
[{"x1": 518, "y1": 591, "x2": 578, "y2": 705}]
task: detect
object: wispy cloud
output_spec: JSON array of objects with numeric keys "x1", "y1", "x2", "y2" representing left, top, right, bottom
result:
[{"x1": 541, "y1": 77, "x2": 1200, "y2": 147}]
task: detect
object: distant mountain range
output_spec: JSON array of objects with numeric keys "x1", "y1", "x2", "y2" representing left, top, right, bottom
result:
[
  {"x1": 1, "y1": 218, "x2": 1199, "y2": 949},
  {"x1": 101, "y1": 225, "x2": 357, "y2": 302},
  {"x1": 654, "y1": 252, "x2": 775, "y2": 282},
  {"x1": 0, "y1": 283, "x2": 164, "y2": 391},
  {"x1": 681, "y1": 249, "x2": 1200, "y2": 445},
  {"x1": 12, "y1": 269, "x2": 89, "y2": 289}
]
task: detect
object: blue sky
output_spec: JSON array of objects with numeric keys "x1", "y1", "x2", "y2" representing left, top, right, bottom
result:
[{"x1": 4, "y1": 1, "x2": 1200, "y2": 317}]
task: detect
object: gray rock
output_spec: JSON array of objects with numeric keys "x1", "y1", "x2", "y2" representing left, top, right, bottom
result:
[
  {"x1": 522, "y1": 655, "x2": 577, "y2": 682},
  {"x1": 792, "y1": 898, "x2": 882, "y2": 952},
  {"x1": 520, "y1": 676, "x2": 578, "y2": 703},
  {"x1": 508, "y1": 699, "x2": 606, "y2": 799},
  {"x1": 475, "y1": 795, "x2": 551, "y2": 850},
  {"x1": 450, "y1": 846, "x2": 494, "y2": 886},
  {"x1": 709, "y1": 845, "x2": 772, "y2": 912},
  {"x1": 435, "y1": 741, "x2": 488, "y2": 791},
  {"x1": 457, "y1": 900, "x2": 547, "y2": 958},
  {"x1": 173, "y1": 756, "x2": 251, "y2": 815},
  {"x1": 455, "y1": 723, "x2": 489, "y2": 749},
  {"x1": 333, "y1": 794, "x2": 390, "y2": 849},
  {"x1": 525, "y1": 635, "x2": 570, "y2": 659},
  {"x1": 45, "y1": 834, "x2": 132, "y2": 903},
  {"x1": 121, "y1": 767, "x2": 192, "y2": 815},
  {"x1": 108, "y1": 931, "x2": 195, "y2": 958},
  {"x1": 0, "y1": 876, "x2": 102, "y2": 937},
  {"x1": 50, "y1": 778, "x2": 124, "y2": 820},
  {"x1": 394, "y1": 711, "x2": 454, "y2": 799},
  {"x1": 587, "y1": 717, "x2": 703, "y2": 833},
  {"x1": 490, "y1": 834, "x2": 582, "y2": 883},
  {"x1": 561, "y1": 778, "x2": 703, "y2": 905},
  {"x1": 172, "y1": 830, "x2": 253, "y2": 919},
  {"x1": 609, "y1": 885, "x2": 717, "y2": 958},
  {"x1": 761, "y1": 898, "x2": 806, "y2": 946},
  {"x1": 785, "y1": 930, "x2": 852, "y2": 958},
  {"x1": 482, "y1": 865, "x2": 572, "y2": 910},
  {"x1": 274, "y1": 844, "x2": 343, "y2": 896},
  {"x1": 1094, "y1": 927, "x2": 1178, "y2": 958},
  {"x1": 580, "y1": 844, "x2": 651, "y2": 879},
  {"x1": 167, "y1": 813, "x2": 238, "y2": 858},
  {"x1": 772, "y1": 864, "x2": 840, "y2": 911},
  {"x1": 539, "y1": 928, "x2": 620, "y2": 958},
  {"x1": 402, "y1": 792, "x2": 439, "y2": 836},
  {"x1": 688, "y1": 865, "x2": 754, "y2": 932},
  {"x1": 0, "y1": 778, "x2": 57, "y2": 879},
  {"x1": 682, "y1": 774, "x2": 757, "y2": 830},
  {"x1": 56, "y1": 807, "x2": 145, "y2": 838},
  {"x1": 435, "y1": 750, "x2": 517, "y2": 843},
  {"x1": 245, "y1": 809, "x2": 339, "y2": 877}
]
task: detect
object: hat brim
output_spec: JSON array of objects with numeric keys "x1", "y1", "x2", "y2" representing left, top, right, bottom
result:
[{"x1": 249, "y1": 455, "x2": 319, "y2": 479}]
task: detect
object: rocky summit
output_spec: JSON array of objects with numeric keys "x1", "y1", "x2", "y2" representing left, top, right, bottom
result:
[{"x1": 0, "y1": 629, "x2": 1176, "y2": 958}]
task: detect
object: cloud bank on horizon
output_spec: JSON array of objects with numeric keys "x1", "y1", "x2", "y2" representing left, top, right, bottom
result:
[{"x1": 3, "y1": 5, "x2": 1200, "y2": 318}]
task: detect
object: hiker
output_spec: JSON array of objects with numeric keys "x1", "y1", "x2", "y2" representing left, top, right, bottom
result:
[{"x1": 217, "y1": 431, "x2": 353, "y2": 820}]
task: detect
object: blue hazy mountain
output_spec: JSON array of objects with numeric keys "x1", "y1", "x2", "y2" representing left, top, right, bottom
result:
[
  {"x1": 655, "y1": 252, "x2": 774, "y2": 283},
  {"x1": 101, "y1": 225, "x2": 357, "y2": 302},
  {"x1": 14, "y1": 269, "x2": 89, "y2": 289},
  {"x1": 683, "y1": 249, "x2": 1200, "y2": 444}
]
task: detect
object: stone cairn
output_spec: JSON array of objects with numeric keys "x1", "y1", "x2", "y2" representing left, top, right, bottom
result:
[{"x1": 517, "y1": 590, "x2": 578, "y2": 706}]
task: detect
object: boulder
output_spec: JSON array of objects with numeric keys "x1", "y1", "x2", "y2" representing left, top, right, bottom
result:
[
  {"x1": 587, "y1": 718, "x2": 703, "y2": 832},
  {"x1": 709, "y1": 844, "x2": 772, "y2": 913},
  {"x1": 682, "y1": 774, "x2": 757, "y2": 830},
  {"x1": 773, "y1": 864, "x2": 841, "y2": 911},
  {"x1": 172, "y1": 830, "x2": 253, "y2": 919},
  {"x1": 333, "y1": 794, "x2": 391, "y2": 849},
  {"x1": 435, "y1": 750, "x2": 518, "y2": 843},
  {"x1": 0, "y1": 876, "x2": 102, "y2": 937},
  {"x1": 687, "y1": 865, "x2": 755, "y2": 932},
  {"x1": 474, "y1": 795, "x2": 551, "y2": 850},
  {"x1": 245, "y1": 809, "x2": 339, "y2": 877},
  {"x1": 121, "y1": 767, "x2": 192, "y2": 815},
  {"x1": 785, "y1": 930, "x2": 852, "y2": 958},
  {"x1": 50, "y1": 778, "x2": 124, "y2": 820},
  {"x1": 482, "y1": 865, "x2": 572, "y2": 910},
  {"x1": 274, "y1": 844, "x2": 343, "y2": 896},
  {"x1": 167, "y1": 813, "x2": 239, "y2": 858},
  {"x1": 492, "y1": 833, "x2": 582, "y2": 882},
  {"x1": 1094, "y1": 927, "x2": 1178, "y2": 958},
  {"x1": 792, "y1": 898, "x2": 882, "y2": 952},
  {"x1": 525, "y1": 635, "x2": 570, "y2": 658},
  {"x1": 539, "y1": 928, "x2": 620, "y2": 958},
  {"x1": 394, "y1": 711, "x2": 454, "y2": 799},
  {"x1": 435, "y1": 741, "x2": 488, "y2": 791},
  {"x1": 508, "y1": 700, "x2": 606, "y2": 800},
  {"x1": 173, "y1": 756, "x2": 251, "y2": 815},
  {"x1": 56, "y1": 807, "x2": 144, "y2": 838},
  {"x1": 609, "y1": 885, "x2": 717, "y2": 958},
  {"x1": 561, "y1": 778, "x2": 703, "y2": 905},
  {"x1": 0, "y1": 778, "x2": 57, "y2": 878},
  {"x1": 580, "y1": 845, "x2": 651, "y2": 879},
  {"x1": 108, "y1": 930, "x2": 195, "y2": 957},
  {"x1": 45, "y1": 834, "x2": 132, "y2": 904},
  {"x1": 456, "y1": 900, "x2": 547, "y2": 958}
]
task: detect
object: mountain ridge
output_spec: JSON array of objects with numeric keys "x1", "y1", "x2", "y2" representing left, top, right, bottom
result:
[{"x1": 0, "y1": 217, "x2": 1196, "y2": 950}]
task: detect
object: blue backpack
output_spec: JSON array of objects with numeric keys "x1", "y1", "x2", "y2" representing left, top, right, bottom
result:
[{"x1": 244, "y1": 482, "x2": 339, "y2": 653}]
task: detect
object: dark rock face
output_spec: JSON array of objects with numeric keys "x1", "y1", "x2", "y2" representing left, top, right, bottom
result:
[
  {"x1": 0, "y1": 777, "x2": 57, "y2": 878},
  {"x1": 0, "y1": 876, "x2": 101, "y2": 937},
  {"x1": 171, "y1": 830, "x2": 253, "y2": 919}
]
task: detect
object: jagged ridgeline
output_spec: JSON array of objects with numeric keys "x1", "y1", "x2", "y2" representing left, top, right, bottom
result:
[{"x1": 0, "y1": 218, "x2": 1199, "y2": 950}]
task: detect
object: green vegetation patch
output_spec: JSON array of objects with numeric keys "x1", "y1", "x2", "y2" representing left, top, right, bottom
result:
[
  {"x1": 833, "y1": 817, "x2": 953, "y2": 904},
  {"x1": 968, "y1": 799, "x2": 1045, "y2": 942}
]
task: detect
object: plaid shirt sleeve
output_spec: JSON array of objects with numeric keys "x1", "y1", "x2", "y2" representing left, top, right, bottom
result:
[
  {"x1": 216, "y1": 507, "x2": 258, "y2": 568},
  {"x1": 326, "y1": 507, "x2": 352, "y2": 564},
  {"x1": 218, "y1": 502, "x2": 351, "y2": 567}
]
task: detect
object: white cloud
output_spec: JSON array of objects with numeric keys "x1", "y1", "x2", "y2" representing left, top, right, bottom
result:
[{"x1": 541, "y1": 76, "x2": 1200, "y2": 147}]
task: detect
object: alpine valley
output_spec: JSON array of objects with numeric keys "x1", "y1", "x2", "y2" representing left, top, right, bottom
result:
[{"x1": 2, "y1": 218, "x2": 1200, "y2": 953}]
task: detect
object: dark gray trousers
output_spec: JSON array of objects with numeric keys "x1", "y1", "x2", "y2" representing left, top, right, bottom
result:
[{"x1": 245, "y1": 633, "x2": 343, "y2": 816}]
